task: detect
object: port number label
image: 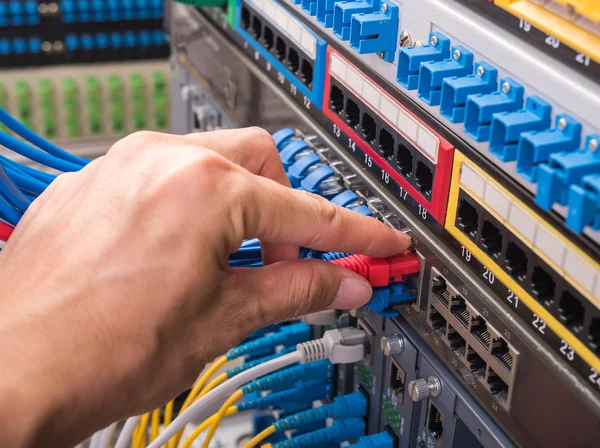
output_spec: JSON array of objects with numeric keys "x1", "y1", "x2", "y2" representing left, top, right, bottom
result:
[
  {"x1": 303, "y1": 96, "x2": 311, "y2": 110},
  {"x1": 544, "y1": 35, "x2": 560, "y2": 49},
  {"x1": 482, "y1": 267, "x2": 495, "y2": 284},
  {"x1": 266, "y1": 62, "x2": 272, "y2": 71},
  {"x1": 518, "y1": 19, "x2": 531, "y2": 32},
  {"x1": 348, "y1": 139, "x2": 356, "y2": 151},
  {"x1": 418, "y1": 205, "x2": 427, "y2": 220},
  {"x1": 333, "y1": 124, "x2": 341, "y2": 138},
  {"x1": 364, "y1": 154, "x2": 373, "y2": 167},
  {"x1": 397, "y1": 186, "x2": 409, "y2": 201},
  {"x1": 589, "y1": 368, "x2": 600, "y2": 389},
  {"x1": 277, "y1": 72, "x2": 285, "y2": 84},
  {"x1": 559, "y1": 340, "x2": 575, "y2": 362},
  {"x1": 381, "y1": 171, "x2": 390, "y2": 184},
  {"x1": 532, "y1": 314, "x2": 547, "y2": 334},
  {"x1": 575, "y1": 53, "x2": 591, "y2": 66},
  {"x1": 290, "y1": 84, "x2": 297, "y2": 95},
  {"x1": 506, "y1": 290, "x2": 519, "y2": 309},
  {"x1": 460, "y1": 246, "x2": 472, "y2": 262}
]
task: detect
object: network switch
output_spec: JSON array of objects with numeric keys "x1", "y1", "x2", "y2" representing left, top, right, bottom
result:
[{"x1": 166, "y1": 2, "x2": 600, "y2": 446}]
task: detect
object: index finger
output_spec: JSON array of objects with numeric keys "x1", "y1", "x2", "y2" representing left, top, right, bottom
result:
[{"x1": 240, "y1": 173, "x2": 412, "y2": 257}]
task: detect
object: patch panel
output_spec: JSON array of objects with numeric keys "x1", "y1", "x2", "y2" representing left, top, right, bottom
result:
[
  {"x1": 426, "y1": 268, "x2": 518, "y2": 410},
  {"x1": 0, "y1": 60, "x2": 170, "y2": 141},
  {"x1": 1, "y1": 0, "x2": 167, "y2": 67},
  {"x1": 446, "y1": 150, "x2": 600, "y2": 377},
  {"x1": 323, "y1": 48, "x2": 454, "y2": 224},
  {"x1": 237, "y1": 0, "x2": 327, "y2": 109},
  {"x1": 59, "y1": 0, "x2": 164, "y2": 23}
]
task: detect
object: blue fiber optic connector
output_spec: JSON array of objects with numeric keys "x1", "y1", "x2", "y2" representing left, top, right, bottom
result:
[
  {"x1": 227, "y1": 322, "x2": 311, "y2": 360},
  {"x1": 463, "y1": 77, "x2": 524, "y2": 142},
  {"x1": 397, "y1": 32, "x2": 451, "y2": 90},
  {"x1": 242, "y1": 360, "x2": 334, "y2": 394},
  {"x1": 273, "y1": 128, "x2": 296, "y2": 151},
  {"x1": 316, "y1": 0, "x2": 337, "y2": 27},
  {"x1": 488, "y1": 96, "x2": 552, "y2": 162},
  {"x1": 440, "y1": 61, "x2": 498, "y2": 123},
  {"x1": 349, "y1": 1, "x2": 398, "y2": 62},
  {"x1": 516, "y1": 114, "x2": 582, "y2": 182},
  {"x1": 418, "y1": 46, "x2": 474, "y2": 106},
  {"x1": 274, "y1": 391, "x2": 367, "y2": 431},
  {"x1": 238, "y1": 380, "x2": 333, "y2": 412},
  {"x1": 280, "y1": 139, "x2": 312, "y2": 170},
  {"x1": 566, "y1": 174, "x2": 600, "y2": 233},
  {"x1": 302, "y1": 0, "x2": 318, "y2": 15},
  {"x1": 272, "y1": 417, "x2": 366, "y2": 448},
  {"x1": 333, "y1": 0, "x2": 380, "y2": 41},
  {"x1": 347, "y1": 431, "x2": 394, "y2": 448},
  {"x1": 535, "y1": 135, "x2": 600, "y2": 210}
]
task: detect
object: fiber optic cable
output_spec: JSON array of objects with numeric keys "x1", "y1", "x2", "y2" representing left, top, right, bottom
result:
[
  {"x1": 202, "y1": 389, "x2": 244, "y2": 448},
  {"x1": 151, "y1": 409, "x2": 160, "y2": 442},
  {"x1": 0, "y1": 108, "x2": 89, "y2": 166},
  {"x1": 0, "y1": 132, "x2": 83, "y2": 172},
  {"x1": 133, "y1": 412, "x2": 151, "y2": 448},
  {"x1": 0, "y1": 193, "x2": 23, "y2": 226},
  {"x1": 245, "y1": 426, "x2": 276, "y2": 448},
  {"x1": 163, "y1": 401, "x2": 174, "y2": 444},
  {"x1": 0, "y1": 163, "x2": 31, "y2": 212},
  {"x1": 169, "y1": 356, "x2": 228, "y2": 448},
  {"x1": 0, "y1": 155, "x2": 56, "y2": 184}
]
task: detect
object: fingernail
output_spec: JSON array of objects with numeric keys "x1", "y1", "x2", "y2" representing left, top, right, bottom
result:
[{"x1": 330, "y1": 278, "x2": 373, "y2": 309}]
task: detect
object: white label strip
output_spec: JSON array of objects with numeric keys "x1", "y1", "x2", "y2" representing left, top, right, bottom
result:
[
  {"x1": 460, "y1": 161, "x2": 600, "y2": 307},
  {"x1": 245, "y1": 0, "x2": 317, "y2": 60},
  {"x1": 329, "y1": 52, "x2": 440, "y2": 164}
]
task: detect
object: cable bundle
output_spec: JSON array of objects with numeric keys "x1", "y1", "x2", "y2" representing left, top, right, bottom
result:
[{"x1": 0, "y1": 107, "x2": 89, "y2": 239}]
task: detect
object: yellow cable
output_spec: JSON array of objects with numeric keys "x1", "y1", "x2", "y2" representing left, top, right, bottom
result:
[
  {"x1": 151, "y1": 409, "x2": 161, "y2": 441},
  {"x1": 133, "y1": 413, "x2": 151, "y2": 448},
  {"x1": 163, "y1": 400, "x2": 174, "y2": 448},
  {"x1": 169, "y1": 356, "x2": 228, "y2": 448},
  {"x1": 202, "y1": 389, "x2": 244, "y2": 448},
  {"x1": 244, "y1": 426, "x2": 276, "y2": 448},
  {"x1": 180, "y1": 407, "x2": 238, "y2": 448},
  {"x1": 195, "y1": 373, "x2": 228, "y2": 401}
]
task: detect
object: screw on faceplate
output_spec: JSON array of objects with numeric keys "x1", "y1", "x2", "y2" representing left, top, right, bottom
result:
[
  {"x1": 381, "y1": 3, "x2": 388, "y2": 12},
  {"x1": 590, "y1": 139, "x2": 599, "y2": 152},
  {"x1": 501, "y1": 82, "x2": 511, "y2": 94},
  {"x1": 414, "y1": 40, "x2": 423, "y2": 48},
  {"x1": 430, "y1": 36, "x2": 438, "y2": 46},
  {"x1": 378, "y1": 52, "x2": 385, "y2": 59},
  {"x1": 453, "y1": 49, "x2": 461, "y2": 60},
  {"x1": 558, "y1": 117, "x2": 568, "y2": 131},
  {"x1": 476, "y1": 65, "x2": 485, "y2": 77},
  {"x1": 399, "y1": 30, "x2": 412, "y2": 47}
]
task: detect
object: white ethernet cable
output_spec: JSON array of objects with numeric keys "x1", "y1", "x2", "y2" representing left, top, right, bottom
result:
[
  {"x1": 97, "y1": 422, "x2": 118, "y2": 448},
  {"x1": 113, "y1": 415, "x2": 142, "y2": 448},
  {"x1": 145, "y1": 328, "x2": 366, "y2": 448}
]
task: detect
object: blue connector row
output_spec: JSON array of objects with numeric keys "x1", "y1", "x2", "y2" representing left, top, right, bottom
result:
[
  {"x1": 60, "y1": 0, "x2": 163, "y2": 23},
  {"x1": 227, "y1": 322, "x2": 311, "y2": 360},
  {"x1": 272, "y1": 417, "x2": 365, "y2": 448},
  {"x1": 64, "y1": 29, "x2": 165, "y2": 51},
  {"x1": 0, "y1": 36, "x2": 41, "y2": 55},
  {"x1": 397, "y1": 31, "x2": 599, "y2": 234},
  {"x1": 347, "y1": 432, "x2": 395, "y2": 448},
  {"x1": 0, "y1": 1, "x2": 39, "y2": 27},
  {"x1": 242, "y1": 360, "x2": 334, "y2": 394},
  {"x1": 238, "y1": 380, "x2": 333, "y2": 413}
]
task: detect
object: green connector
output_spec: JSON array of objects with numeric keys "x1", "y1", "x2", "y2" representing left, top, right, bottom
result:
[
  {"x1": 16, "y1": 81, "x2": 32, "y2": 120},
  {"x1": 132, "y1": 97, "x2": 146, "y2": 130},
  {"x1": 85, "y1": 77, "x2": 102, "y2": 135},
  {"x1": 85, "y1": 76, "x2": 101, "y2": 100},
  {"x1": 382, "y1": 397, "x2": 402, "y2": 431},
  {"x1": 39, "y1": 79, "x2": 54, "y2": 104},
  {"x1": 42, "y1": 105, "x2": 56, "y2": 138},
  {"x1": 354, "y1": 362, "x2": 374, "y2": 389},
  {"x1": 154, "y1": 95, "x2": 168, "y2": 130},
  {"x1": 62, "y1": 78, "x2": 78, "y2": 105},
  {"x1": 130, "y1": 73, "x2": 146, "y2": 100},
  {"x1": 153, "y1": 72, "x2": 167, "y2": 95},
  {"x1": 108, "y1": 75, "x2": 123, "y2": 102},
  {"x1": 110, "y1": 100, "x2": 125, "y2": 133}
]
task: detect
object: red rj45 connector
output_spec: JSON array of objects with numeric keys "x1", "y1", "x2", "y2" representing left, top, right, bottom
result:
[{"x1": 330, "y1": 253, "x2": 420, "y2": 287}]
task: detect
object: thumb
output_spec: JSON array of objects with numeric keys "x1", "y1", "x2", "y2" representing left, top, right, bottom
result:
[{"x1": 224, "y1": 259, "x2": 373, "y2": 325}]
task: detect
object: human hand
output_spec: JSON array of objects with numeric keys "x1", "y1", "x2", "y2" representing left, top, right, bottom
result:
[{"x1": 0, "y1": 128, "x2": 411, "y2": 447}]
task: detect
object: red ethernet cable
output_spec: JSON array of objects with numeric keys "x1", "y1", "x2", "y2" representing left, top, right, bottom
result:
[
  {"x1": 232, "y1": 253, "x2": 421, "y2": 286},
  {"x1": 0, "y1": 221, "x2": 14, "y2": 242}
]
